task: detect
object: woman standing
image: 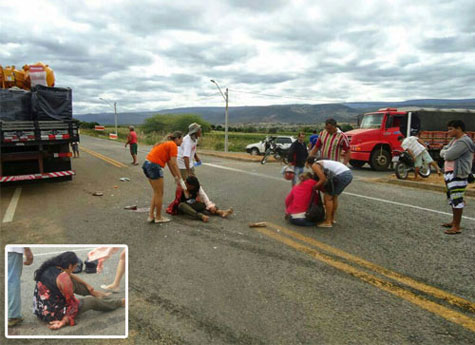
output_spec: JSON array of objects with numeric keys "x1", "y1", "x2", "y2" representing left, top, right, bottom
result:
[
  {"x1": 143, "y1": 131, "x2": 184, "y2": 223},
  {"x1": 440, "y1": 120, "x2": 474, "y2": 235},
  {"x1": 306, "y1": 157, "x2": 353, "y2": 228},
  {"x1": 33, "y1": 252, "x2": 124, "y2": 330}
]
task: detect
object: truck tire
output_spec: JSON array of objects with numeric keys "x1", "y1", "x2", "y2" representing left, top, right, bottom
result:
[
  {"x1": 349, "y1": 160, "x2": 365, "y2": 169},
  {"x1": 370, "y1": 149, "x2": 391, "y2": 171}
]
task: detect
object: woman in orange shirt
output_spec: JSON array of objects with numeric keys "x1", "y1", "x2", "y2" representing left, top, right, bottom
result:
[{"x1": 142, "y1": 131, "x2": 184, "y2": 223}]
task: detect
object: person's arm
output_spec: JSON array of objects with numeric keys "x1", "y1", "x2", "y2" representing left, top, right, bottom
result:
[
  {"x1": 168, "y1": 157, "x2": 184, "y2": 187},
  {"x1": 311, "y1": 163, "x2": 327, "y2": 190},
  {"x1": 23, "y1": 247, "x2": 33, "y2": 265},
  {"x1": 50, "y1": 273, "x2": 79, "y2": 329},
  {"x1": 417, "y1": 138, "x2": 428, "y2": 149},
  {"x1": 340, "y1": 134, "x2": 351, "y2": 165},
  {"x1": 198, "y1": 186, "x2": 216, "y2": 210},
  {"x1": 407, "y1": 149, "x2": 416, "y2": 160},
  {"x1": 184, "y1": 157, "x2": 193, "y2": 176},
  {"x1": 194, "y1": 152, "x2": 201, "y2": 164},
  {"x1": 443, "y1": 140, "x2": 469, "y2": 161}
]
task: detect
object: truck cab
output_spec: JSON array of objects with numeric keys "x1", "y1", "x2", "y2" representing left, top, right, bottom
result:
[{"x1": 345, "y1": 108, "x2": 405, "y2": 170}]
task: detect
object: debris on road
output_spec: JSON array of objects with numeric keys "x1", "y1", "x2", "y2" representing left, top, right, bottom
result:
[
  {"x1": 124, "y1": 205, "x2": 138, "y2": 210},
  {"x1": 113, "y1": 185, "x2": 118, "y2": 189},
  {"x1": 119, "y1": 177, "x2": 130, "y2": 182},
  {"x1": 249, "y1": 222, "x2": 267, "y2": 228},
  {"x1": 92, "y1": 192, "x2": 103, "y2": 196}
]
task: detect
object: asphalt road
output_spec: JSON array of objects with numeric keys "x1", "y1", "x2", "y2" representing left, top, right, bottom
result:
[{"x1": 1, "y1": 134, "x2": 474, "y2": 345}]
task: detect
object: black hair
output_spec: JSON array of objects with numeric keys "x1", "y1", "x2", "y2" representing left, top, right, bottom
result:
[
  {"x1": 34, "y1": 251, "x2": 80, "y2": 281},
  {"x1": 306, "y1": 156, "x2": 317, "y2": 165},
  {"x1": 447, "y1": 120, "x2": 465, "y2": 132},
  {"x1": 185, "y1": 175, "x2": 200, "y2": 191},
  {"x1": 312, "y1": 130, "x2": 317, "y2": 134},
  {"x1": 325, "y1": 118, "x2": 337, "y2": 126}
]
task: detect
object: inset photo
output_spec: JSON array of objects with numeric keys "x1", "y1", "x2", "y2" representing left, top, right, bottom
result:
[{"x1": 5, "y1": 245, "x2": 128, "y2": 339}]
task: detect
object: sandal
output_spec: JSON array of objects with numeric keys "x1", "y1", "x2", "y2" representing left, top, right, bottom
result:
[
  {"x1": 155, "y1": 217, "x2": 171, "y2": 224},
  {"x1": 317, "y1": 223, "x2": 333, "y2": 228},
  {"x1": 444, "y1": 229, "x2": 461, "y2": 235}
]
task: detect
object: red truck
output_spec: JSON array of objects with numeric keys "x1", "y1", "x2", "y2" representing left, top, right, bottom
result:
[{"x1": 345, "y1": 107, "x2": 475, "y2": 170}]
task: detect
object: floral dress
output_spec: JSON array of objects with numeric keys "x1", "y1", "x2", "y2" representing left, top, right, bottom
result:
[{"x1": 33, "y1": 267, "x2": 80, "y2": 326}]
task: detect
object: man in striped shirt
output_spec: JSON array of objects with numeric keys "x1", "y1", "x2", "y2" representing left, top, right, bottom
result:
[{"x1": 310, "y1": 118, "x2": 350, "y2": 165}]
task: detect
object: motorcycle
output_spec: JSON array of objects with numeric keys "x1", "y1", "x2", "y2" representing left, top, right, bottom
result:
[
  {"x1": 260, "y1": 138, "x2": 289, "y2": 164},
  {"x1": 393, "y1": 150, "x2": 431, "y2": 180}
]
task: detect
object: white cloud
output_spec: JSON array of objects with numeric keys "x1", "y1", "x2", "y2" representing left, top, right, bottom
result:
[{"x1": 1, "y1": 0, "x2": 474, "y2": 114}]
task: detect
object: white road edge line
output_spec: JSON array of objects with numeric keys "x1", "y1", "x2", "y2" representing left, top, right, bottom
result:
[
  {"x1": 2, "y1": 188, "x2": 22, "y2": 223},
  {"x1": 203, "y1": 162, "x2": 475, "y2": 222}
]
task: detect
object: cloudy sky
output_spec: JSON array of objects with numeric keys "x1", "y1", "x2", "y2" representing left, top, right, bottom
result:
[{"x1": 2, "y1": 0, "x2": 474, "y2": 114}]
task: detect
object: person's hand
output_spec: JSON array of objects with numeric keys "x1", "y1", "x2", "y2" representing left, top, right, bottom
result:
[
  {"x1": 24, "y1": 248, "x2": 33, "y2": 265},
  {"x1": 48, "y1": 320, "x2": 66, "y2": 330}
]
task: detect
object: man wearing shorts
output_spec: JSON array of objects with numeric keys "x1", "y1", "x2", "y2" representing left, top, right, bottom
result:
[
  {"x1": 401, "y1": 130, "x2": 441, "y2": 180},
  {"x1": 125, "y1": 126, "x2": 138, "y2": 165}
]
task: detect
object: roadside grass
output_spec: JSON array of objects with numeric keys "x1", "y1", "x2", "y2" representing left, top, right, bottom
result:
[{"x1": 80, "y1": 128, "x2": 306, "y2": 152}]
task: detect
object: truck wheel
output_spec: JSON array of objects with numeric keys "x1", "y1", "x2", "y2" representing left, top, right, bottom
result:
[
  {"x1": 250, "y1": 148, "x2": 259, "y2": 156},
  {"x1": 349, "y1": 160, "x2": 365, "y2": 169},
  {"x1": 370, "y1": 149, "x2": 391, "y2": 171}
]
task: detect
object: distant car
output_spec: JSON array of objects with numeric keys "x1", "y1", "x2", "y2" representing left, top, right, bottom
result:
[{"x1": 246, "y1": 136, "x2": 296, "y2": 155}]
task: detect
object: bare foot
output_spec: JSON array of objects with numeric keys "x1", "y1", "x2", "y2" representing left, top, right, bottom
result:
[
  {"x1": 201, "y1": 215, "x2": 209, "y2": 222},
  {"x1": 101, "y1": 284, "x2": 120, "y2": 293},
  {"x1": 221, "y1": 208, "x2": 234, "y2": 218}
]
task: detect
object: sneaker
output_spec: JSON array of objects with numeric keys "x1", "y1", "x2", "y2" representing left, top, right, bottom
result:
[
  {"x1": 8, "y1": 318, "x2": 23, "y2": 327},
  {"x1": 147, "y1": 217, "x2": 154, "y2": 223},
  {"x1": 154, "y1": 217, "x2": 171, "y2": 224}
]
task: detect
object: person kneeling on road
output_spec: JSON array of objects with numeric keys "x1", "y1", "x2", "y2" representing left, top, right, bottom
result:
[
  {"x1": 306, "y1": 157, "x2": 353, "y2": 228},
  {"x1": 166, "y1": 176, "x2": 233, "y2": 222},
  {"x1": 285, "y1": 172, "x2": 322, "y2": 226},
  {"x1": 33, "y1": 252, "x2": 125, "y2": 330}
]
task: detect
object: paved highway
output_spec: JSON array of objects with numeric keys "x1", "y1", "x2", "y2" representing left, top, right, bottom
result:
[{"x1": 1, "y1": 134, "x2": 474, "y2": 344}]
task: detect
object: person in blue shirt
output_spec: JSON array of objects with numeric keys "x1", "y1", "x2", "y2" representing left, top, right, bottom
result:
[{"x1": 308, "y1": 130, "x2": 319, "y2": 150}]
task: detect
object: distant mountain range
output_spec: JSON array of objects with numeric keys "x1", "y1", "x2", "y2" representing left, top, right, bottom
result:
[{"x1": 75, "y1": 99, "x2": 475, "y2": 125}]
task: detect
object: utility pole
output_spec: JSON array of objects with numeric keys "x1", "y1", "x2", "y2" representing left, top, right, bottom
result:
[{"x1": 210, "y1": 80, "x2": 229, "y2": 152}]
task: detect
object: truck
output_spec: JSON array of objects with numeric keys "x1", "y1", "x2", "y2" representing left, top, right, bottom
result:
[
  {"x1": 345, "y1": 107, "x2": 475, "y2": 170},
  {"x1": 0, "y1": 85, "x2": 79, "y2": 182}
]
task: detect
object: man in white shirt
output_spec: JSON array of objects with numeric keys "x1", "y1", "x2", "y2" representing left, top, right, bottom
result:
[
  {"x1": 178, "y1": 123, "x2": 202, "y2": 179},
  {"x1": 400, "y1": 130, "x2": 440, "y2": 180},
  {"x1": 7, "y1": 246, "x2": 33, "y2": 327}
]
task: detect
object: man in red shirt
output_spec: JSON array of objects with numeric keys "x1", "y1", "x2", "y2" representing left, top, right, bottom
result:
[
  {"x1": 125, "y1": 126, "x2": 138, "y2": 165},
  {"x1": 310, "y1": 118, "x2": 350, "y2": 165}
]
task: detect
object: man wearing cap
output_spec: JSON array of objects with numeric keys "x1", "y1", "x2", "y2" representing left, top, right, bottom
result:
[
  {"x1": 125, "y1": 126, "x2": 139, "y2": 165},
  {"x1": 178, "y1": 123, "x2": 202, "y2": 179}
]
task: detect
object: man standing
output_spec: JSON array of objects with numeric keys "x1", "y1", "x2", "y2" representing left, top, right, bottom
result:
[
  {"x1": 8, "y1": 246, "x2": 33, "y2": 327},
  {"x1": 440, "y1": 120, "x2": 474, "y2": 235},
  {"x1": 310, "y1": 118, "x2": 350, "y2": 165},
  {"x1": 125, "y1": 126, "x2": 138, "y2": 165},
  {"x1": 288, "y1": 132, "x2": 308, "y2": 186},
  {"x1": 178, "y1": 123, "x2": 202, "y2": 180}
]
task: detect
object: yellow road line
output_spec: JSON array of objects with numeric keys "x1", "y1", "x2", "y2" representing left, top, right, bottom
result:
[
  {"x1": 81, "y1": 147, "x2": 127, "y2": 168},
  {"x1": 255, "y1": 226, "x2": 475, "y2": 332},
  {"x1": 266, "y1": 222, "x2": 475, "y2": 313}
]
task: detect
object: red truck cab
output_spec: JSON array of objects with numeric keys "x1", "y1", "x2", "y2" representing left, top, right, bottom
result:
[
  {"x1": 345, "y1": 108, "x2": 406, "y2": 170},
  {"x1": 345, "y1": 107, "x2": 475, "y2": 171}
]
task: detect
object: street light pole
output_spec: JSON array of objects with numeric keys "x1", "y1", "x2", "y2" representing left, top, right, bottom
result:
[
  {"x1": 99, "y1": 97, "x2": 118, "y2": 135},
  {"x1": 210, "y1": 80, "x2": 229, "y2": 152}
]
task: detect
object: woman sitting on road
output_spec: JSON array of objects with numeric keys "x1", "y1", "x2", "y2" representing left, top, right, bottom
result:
[
  {"x1": 167, "y1": 175, "x2": 233, "y2": 222},
  {"x1": 306, "y1": 157, "x2": 353, "y2": 228},
  {"x1": 143, "y1": 131, "x2": 184, "y2": 224},
  {"x1": 285, "y1": 172, "x2": 319, "y2": 226},
  {"x1": 33, "y1": 252, "x2": 124, "y2": 330}
]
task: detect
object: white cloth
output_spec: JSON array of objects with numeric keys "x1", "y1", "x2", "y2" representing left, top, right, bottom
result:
[
  {"x1": 7, "y1": 247, "x2": 24, "y2": 254},
  {"x1": 177, "y1": 134, "x2": 198, "y2": 169},
  {"x1": 401, "y1": 136, "x2": 425, "y2": 157},
  {"x1": 198, "y1": 187, "x2": 216, "y2": 210},
  {"x1": 318, "y1": 160, "x2": 350, "y2": 176}
]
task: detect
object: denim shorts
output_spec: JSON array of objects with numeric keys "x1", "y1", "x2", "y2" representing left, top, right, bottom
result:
[
  {"x1": 142, "y1": 160, "x2": 164, "y2": 180},
  {"x1": 331, "y1": 170, "x2": 353, "y2": 196}
]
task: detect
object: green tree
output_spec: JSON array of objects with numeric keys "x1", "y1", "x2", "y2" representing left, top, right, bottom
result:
[{"x1": 142, "y1": 113, "x2": 211, "y2": 134}]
